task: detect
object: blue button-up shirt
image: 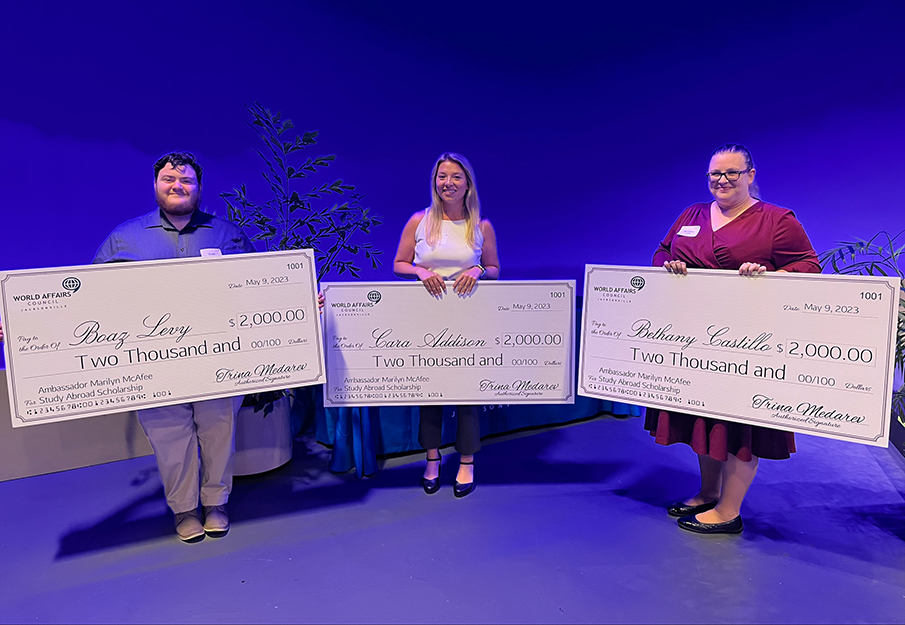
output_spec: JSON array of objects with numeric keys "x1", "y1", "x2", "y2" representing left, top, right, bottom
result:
[{"x1": 93, "y1": 209, "x2": 256, "y2": 263}]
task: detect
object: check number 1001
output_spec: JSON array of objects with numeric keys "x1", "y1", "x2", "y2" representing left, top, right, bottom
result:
[{"x1": 229, "y1": 308, "x2": 306, "y2": 329}]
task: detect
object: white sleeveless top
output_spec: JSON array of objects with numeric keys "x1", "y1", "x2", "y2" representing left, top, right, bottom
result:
[{"x1": 413, "y1": 217, "x2": 483, "y2": 279}]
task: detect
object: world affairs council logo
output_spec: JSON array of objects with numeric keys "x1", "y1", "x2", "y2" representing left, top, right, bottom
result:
[
  {"x1": 330, "y1": 289, "x2": 381, "y2": 316},
  {"x1": 62, "y1": 277, "x2": 81, "y2": 293},
  {"x1": 9, "y1": 276, "x2": 80, "y2": 307},
  {"x1": 630, "y1": 276, "x2": 645, "y2": 291}
]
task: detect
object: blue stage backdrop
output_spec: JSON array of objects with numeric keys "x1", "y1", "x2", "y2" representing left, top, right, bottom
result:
[
  {"x1": 1, "y1": 0, "x2": 903, "y2": 374},
  {"x1": 1, "y1": 0, "x2": 903, "y2": 279}
]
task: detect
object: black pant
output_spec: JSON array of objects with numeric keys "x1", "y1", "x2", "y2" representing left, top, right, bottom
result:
[{"x1": 418, "y1": 405, "x2": 481, "y2": 455}]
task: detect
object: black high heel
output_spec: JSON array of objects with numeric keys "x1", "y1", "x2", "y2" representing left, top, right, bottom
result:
[
  {"x1": 454, "y1": 460, "x2": 475, "y2": 498},
  {"x1": 422, "y1": 454, "x2": 442, "y2": 494}
]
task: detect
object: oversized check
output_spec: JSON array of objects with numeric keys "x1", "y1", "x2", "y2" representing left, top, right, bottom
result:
[
  {"x1": 322, "y1": 281, "x2": 576, "y2": 407},
  {"x1": 2, "y1": 251, "x2": 324, "y2": 427},
  {"x1": 578, "y1": 265, "x2": 900, "y2": 447}
]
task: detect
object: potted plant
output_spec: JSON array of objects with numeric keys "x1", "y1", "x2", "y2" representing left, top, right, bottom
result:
[
  {"x1": 819, "y1": 229, "x2": 904, "y2": 457},
  {"x1": 221, "y1": 101, "x2": 383, "y2": 474}
]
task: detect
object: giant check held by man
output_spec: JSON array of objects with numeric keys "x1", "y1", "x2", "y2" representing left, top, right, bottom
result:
[
  {"x1": 322, "y1": 281, "x2": 576, "y2": 407},
  {"x1": 2, "y1": 251, "x2": 324, "y2": 427},
  {"x1": 578, "y1": 265, "x2": 900, "y2": 447}
]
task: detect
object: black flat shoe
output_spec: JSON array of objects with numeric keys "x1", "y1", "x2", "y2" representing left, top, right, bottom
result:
[
  {"x1": 453, "y1": 460, "x2": 474, "y2": 498},
  {"x1": 422, "y1": 455, "x2": 441, "y2": 494},
  {"x1": 677, "y1": 514, "x2": 743, "y2": 535},
  {"x1": 667, "y1": 499, "x2": 718, "y2": 518}
]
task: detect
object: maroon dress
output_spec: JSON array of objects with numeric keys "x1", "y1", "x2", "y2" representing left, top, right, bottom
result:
[{"x1": 644, "y1": 201, "x2": 821, "y2": 461}]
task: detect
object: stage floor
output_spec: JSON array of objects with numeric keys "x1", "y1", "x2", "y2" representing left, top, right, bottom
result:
[{"x1": 0, "y1": 414, "x2": 903, "y2": 624}]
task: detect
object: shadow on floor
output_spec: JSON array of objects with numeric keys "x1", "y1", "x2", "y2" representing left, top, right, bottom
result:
[
  {"x1": 55, "y1": 423, "x2": 626, "y2": 558},
  {"x1": 612, "y1": 466, "x2": 905, "y2": 569}
]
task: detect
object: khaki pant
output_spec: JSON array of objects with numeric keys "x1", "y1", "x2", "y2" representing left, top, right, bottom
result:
[{"x1": 137, "y1": 396, "x2": 243, "y2": 514}]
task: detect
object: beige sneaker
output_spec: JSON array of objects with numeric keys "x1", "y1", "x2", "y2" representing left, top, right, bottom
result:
[
  {"x1": 174, "y1": 509, "x2": 205, "y2": 543},
  {"x1": 203, "y1": 505, "x2": 229, "y2": 537}
]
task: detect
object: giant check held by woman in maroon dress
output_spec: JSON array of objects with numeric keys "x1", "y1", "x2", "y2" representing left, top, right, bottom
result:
[{"x1": 578, "y1": 265, "x2": 899, "y2": 447}]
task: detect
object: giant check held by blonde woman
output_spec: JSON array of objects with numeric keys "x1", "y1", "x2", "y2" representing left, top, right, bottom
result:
[{"x1": 322, "y1": 281, "x2": 576, "y2": 407}]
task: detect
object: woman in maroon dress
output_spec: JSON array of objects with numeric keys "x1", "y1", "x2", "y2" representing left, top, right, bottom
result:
[{"x1": 646, "y1": 143, "x2": 820, "y2": 534}]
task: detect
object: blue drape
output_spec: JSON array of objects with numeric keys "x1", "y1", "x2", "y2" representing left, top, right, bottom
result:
[{"x1": 319, "y1": 399, "x2": 642, "y2": 478}]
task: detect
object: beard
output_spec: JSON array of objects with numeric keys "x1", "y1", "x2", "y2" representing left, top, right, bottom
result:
[{"x1": 155, "y1": 188, "x2": 201, "y2": 216}]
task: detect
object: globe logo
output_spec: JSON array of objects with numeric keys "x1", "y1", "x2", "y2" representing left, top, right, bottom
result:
[
  {"x1": 62, "y1": 277, "x2": 81, "y2": 293},
  {"x1": 367, "y1": 290, "x2": 381, "y2": 304},
  {"x1": 630, "y1": 276, "x2": 645, "y2": 290}
]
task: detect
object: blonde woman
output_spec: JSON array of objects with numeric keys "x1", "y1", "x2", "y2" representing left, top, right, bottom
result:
[{"x1": 393, "y1": 152, "x2": 500, "y2": 497}]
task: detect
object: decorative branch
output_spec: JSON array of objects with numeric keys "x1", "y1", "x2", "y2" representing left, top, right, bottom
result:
[
  {"x1": 819, "y1": 229, "x2": 905, "y2": 378},
  {"x1": 220, "y1": 101, "x2": 383, "y2": 281}
]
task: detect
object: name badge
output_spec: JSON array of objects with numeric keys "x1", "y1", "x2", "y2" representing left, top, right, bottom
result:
[
  {"x1": 200, "y1": 248, "x2": 223, "y2": 257},
  {"x1": 678, "y1": 226, "x2": 700, "y2": 237}
]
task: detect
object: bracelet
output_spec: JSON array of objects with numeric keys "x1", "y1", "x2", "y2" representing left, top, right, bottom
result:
[{"x1": 474, "y1": 264, "x2": 486, "y2": 278}]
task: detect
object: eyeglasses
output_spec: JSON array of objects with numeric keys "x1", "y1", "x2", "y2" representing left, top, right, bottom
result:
[{"x1": 706, "y1": 169, "x2": 751, "y2": 182}]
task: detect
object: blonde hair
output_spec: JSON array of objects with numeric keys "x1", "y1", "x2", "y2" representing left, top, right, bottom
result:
[{"x1": 424, "y1": 152, "x2": 482, "y2": 248}]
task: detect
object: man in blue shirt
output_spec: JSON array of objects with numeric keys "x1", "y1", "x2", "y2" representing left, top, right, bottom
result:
[{"x1": 94, "y1": 152, "x2": 255, "y2": 542}]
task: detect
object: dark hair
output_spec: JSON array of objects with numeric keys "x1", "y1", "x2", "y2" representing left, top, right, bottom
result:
[
  {"x1": 153, "y1": 151, "x2": 203, "y2": 185},
  {"x1": 711, "y1": 143, "x2": 759, "y2": 198}
]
